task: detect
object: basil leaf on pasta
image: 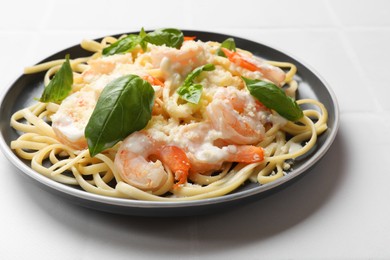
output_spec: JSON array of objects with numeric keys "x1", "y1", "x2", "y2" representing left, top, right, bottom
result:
[
  {"x1": 102, "y1": 34, "x2": 142, "y2": 56},
  {"x1": 39, "y1": 54, "x2": 73, "y2": 103},
  {"x1": 143, "y1": 28, "x2": 184, "y2": 49},
  {"x1": 139, "y1": 27, "x2": 148, "y2": 52},
  {"x1": 177, "y1": 64, "x2": 215, "y2": 104},
  {"x1": 217, "y1": 38, "x2": 236, "y2": 57},
  {"x1": 243, "y1": 77, "x2": 303, "y2": 122},
  {"x1": 177, "y1": 83, "x2": 203, "y2": 104},
  {"x1": 85, "y1": 74, "x2": 155, "y2": 157}
]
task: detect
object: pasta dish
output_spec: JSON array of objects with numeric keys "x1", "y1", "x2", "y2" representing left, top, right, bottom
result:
[{"x1": 10, "y1": 28, "x2": 328, "y2": 201}]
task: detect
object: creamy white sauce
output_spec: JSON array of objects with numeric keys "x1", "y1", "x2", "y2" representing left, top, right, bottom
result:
[{"x1": 194, "y1": 143, "x2": 228, "y2": 163}]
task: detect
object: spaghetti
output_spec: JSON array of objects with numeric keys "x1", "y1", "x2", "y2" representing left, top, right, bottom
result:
[{"x1": 10, "y1": 30, "x2": 328, "y2": 201}]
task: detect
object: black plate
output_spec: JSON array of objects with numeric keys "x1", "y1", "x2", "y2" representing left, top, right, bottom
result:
[{"x1": 0, "y1": 30, "x2": 339, "y2": 216}]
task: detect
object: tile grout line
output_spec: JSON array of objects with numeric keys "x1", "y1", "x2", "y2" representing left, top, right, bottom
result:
[
  {"x1": 27, "y1": 0, "x2": 56, "y2": 64},
  {"x1": 323, "y1": 0, "x2": 384, "y2": 114}
]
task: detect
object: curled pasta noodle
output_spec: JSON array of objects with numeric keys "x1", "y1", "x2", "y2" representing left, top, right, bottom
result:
[{"x1": 10, "y1": 32, "x2": 328, "y2": 201}]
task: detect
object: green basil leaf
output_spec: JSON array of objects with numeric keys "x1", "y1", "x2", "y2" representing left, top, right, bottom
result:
[
  {"x1": 177, "y1": 64, "x2": 215, "y2": 104},
  {"x1": 39, "y1": 54, "x2": 73, "y2": 103},
  {"x1": 85, "y1": 74, "x2": 155, "y2": 156},
  {"x1": 183, "y1": 63, "x2": 215, "y2": 85},
  {"x1": 217, "y1": 38, "x2": 236, "y2": 57},
  {"x1": 102, "y1": 34, "x2": 141, "y2": 56},
  {"x1": 139, "y1": 27, "x2": 148, "y2": 52},
  {"x1": 102, "y1": 28, "x2": 184, "y2": 55},
  {"x1": 242, "y1": 77, "x2": 303, "y2": 122},
  {"x1": 177, "y1": 84, "x2": 203, "y2": 104},
  {"x1": 143, "y1": 28, "x2": 184, "y2": 49}
]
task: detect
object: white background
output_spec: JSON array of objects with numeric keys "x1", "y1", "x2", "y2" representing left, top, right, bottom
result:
[{"x1": 1, "y1": 0, "x2": 390, "y2": 259}]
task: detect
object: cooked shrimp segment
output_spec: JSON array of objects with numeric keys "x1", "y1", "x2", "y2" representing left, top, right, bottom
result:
[
  {"x1": 81, "y1": 53, "x2": 137, "y2": 88},
  {"x1": 115, "y1": 132, "x2": 167, "y2": 191},
  {"x1": 155, "y1": 146, "x2": 190, "y2": 187},
  {"x1": 225, "y1": 145, "x2": 264, "y2": 163},
  {"x1": 171, "y1": 121, "x2": 264, "y2": 174},
  {"x1": 221, "y1": 48, "x2": 286, "y2": 85},
  {"x1": 81, "y1": 58, "x2": 115, "y2": 82},
  {"x1": 150, "y1": 40, "x2": 208, "y2": 77},
  {"x1": 207, "y1": 86, "x2": 267, "y2": 145},
  {"x1": 188, "y1": 144, "x2": 264, "y2": 174},
  {"x1": 114, "y1": 132, "x2": 190, "y2": 191},
  {"x1": 142, "y1": 74, "x2": 164, "y2": 87},
  {"x1": 51, "y1": 89, "x2": 98, "y2": 150},
  {"x1": 88, "y1": 59, "x2": 115, "y2": 74}
]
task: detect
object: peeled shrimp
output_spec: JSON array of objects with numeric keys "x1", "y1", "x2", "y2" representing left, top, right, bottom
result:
[
  {"x1": 51, "y1": 89, "x2": 98, "y2": 150},
  {"x1": 114, "y1": 132, "x2": 190, "y2": 191},
  {"x1": 150, "y1": 41, "x2": 208, "y2": 77},
  {"x1": 82, "y1": 53, "x2": 133, "y2": 82},
  {"x1": 171, "y1": 122, "x2": 264, "y2": 174},
  {"x1": 188, "y1": 143, "x2": 264, "y2": 174},
  {"x1": 221, "y1": 48, "x2": 286, "y2": 85},
  {"x1": 207, "y1": 86, "x2": 268, "y2": 145}
]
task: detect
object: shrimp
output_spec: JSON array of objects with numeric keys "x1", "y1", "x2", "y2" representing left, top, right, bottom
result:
[
  {"x1": 188, "y1": 143, "x2": 264, "y2": 174},
  {"x1": 156, "y1": 146, "x2": 190, "y2": 187},
  {"x1": 114, "y1": 132, "x2": 190, "y2": 191},
  {"x1": 171, "y1": 121, "x2": 264, "y2": 174},
  {"x1": 142, "y1": 74, "x2": 164, "y2": 87},
  {"x1": 221, "y1": 48, "x2": 286, "y2": 85},
  {"x1": 51, "y1": 89, "x2": 98, "y2": 150},
  {"x1": 206, "y1": 86, "x2": 268, "y2": 145},
  {"x1": 81, "y1": 59, "x2": 115, "y2": 83},
  {"x1": 150, "y1": 41, "x2": 208, "y2": 77},
  {"x1": 81, "y1": 53, "x2": 134, "y2": 87}
]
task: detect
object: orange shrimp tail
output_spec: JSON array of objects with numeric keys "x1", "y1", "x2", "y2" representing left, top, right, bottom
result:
[
  {"x1": 156, "y1": 146, "x2": 190, "y2": 188},
  {"x1": 221, "y1": 48, "x2": 286, "y2": 85},
  {"x1": 142, "y1": 75, "x2": 165, "y2": 87},
  {"x1": 221, "y1": 48, "x2": 258, "y2": 72},
  {"x1": 228, "y1": 145, "x2": 264, "y2": 163},
  {"x1": 184, "y1": 36, "x2": 197, "y2": 41}
]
